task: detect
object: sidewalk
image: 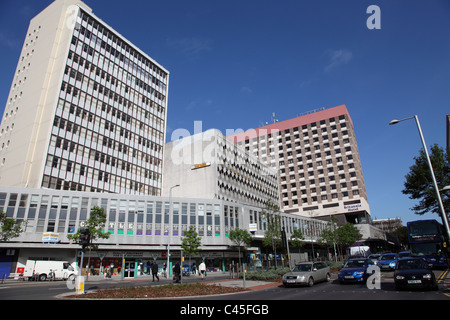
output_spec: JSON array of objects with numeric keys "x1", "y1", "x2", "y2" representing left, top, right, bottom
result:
[
  {"x1": 83, "y1": 270, "x2": 229, "y2": 282},
  {"x1": 205, "y1": 278, "x2": 282, "y2": 291}
]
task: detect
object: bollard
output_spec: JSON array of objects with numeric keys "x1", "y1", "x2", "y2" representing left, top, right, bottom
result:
[{"x1": 76, "y1": 276, "x2": 85, "y2": 294}]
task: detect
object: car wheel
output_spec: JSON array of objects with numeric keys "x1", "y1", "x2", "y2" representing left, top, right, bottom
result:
[
  {"x1": 326, "y1": 273, "x2": 331, "y2": 282},
  {"x1": 307, "y1": 277, "x2": 314, "y2": 287},
  {"x1": 39, "y1": 274, "x2": 47, "y2": 281}
]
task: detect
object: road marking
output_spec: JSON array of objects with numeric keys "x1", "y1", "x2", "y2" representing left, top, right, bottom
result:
[{"x1": 437, "y1": 269, "x2": 449, "y2": 284}]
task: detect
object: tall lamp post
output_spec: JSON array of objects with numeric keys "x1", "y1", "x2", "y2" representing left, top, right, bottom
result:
[
  {"x1": 389, "y1": 115, "x2": 450, "y2": 241},
  {"x1": 166, "y1": 184, "x2": 180, "y2": 279}
]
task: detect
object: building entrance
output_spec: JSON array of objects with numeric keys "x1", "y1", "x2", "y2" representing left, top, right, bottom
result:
[{"x1": 123, "y1": 260, "x2": 136, "y2": 278}]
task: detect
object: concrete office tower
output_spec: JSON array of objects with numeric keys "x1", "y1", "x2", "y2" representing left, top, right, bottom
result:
[
  {"x1": 0, "y1": 0, "x2": 169, "y2": 196},
  {"x1": 163, "y1": 129, "x2": 280, "y2": 207},
  {"x1": 229, "y1": 105, "x2": 371, "y2": 224}
]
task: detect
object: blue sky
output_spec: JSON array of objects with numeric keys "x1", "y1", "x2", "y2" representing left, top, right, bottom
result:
[{"x1": 0, "y1": 0, "x2": 449, "y2": 224}]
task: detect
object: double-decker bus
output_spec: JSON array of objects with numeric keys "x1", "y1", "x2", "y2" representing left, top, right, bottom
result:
[{"x1": 407, "y1": 219, "x2": 448, "y2": 269}]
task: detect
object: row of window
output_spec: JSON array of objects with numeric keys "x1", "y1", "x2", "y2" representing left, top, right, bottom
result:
[
  {"x1": 78, "y1": 9, "x2": 168, "y2": 81},
  {"x1": 72, "y1": 27, "x2": 166, "y2": 104},
  {"x1": 66, "y1": 48, "x2": 166, "y2": 113},
  {"x1": 3, "y1": 191, "x2": 244, "y2": 237},
  {"x1": 51, "y1": 116, "x2": 163, "y2": 165}
]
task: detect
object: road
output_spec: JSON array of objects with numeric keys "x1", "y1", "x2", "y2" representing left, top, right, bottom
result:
[
  {"x1": 0, "y1": 270, "x2": 448, "y2": 301},
  {"x1": 197, "y1": 269, "x2": 450, "y2": 301}
]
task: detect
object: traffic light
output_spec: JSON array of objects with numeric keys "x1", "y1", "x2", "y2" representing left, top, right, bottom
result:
[{"x1": 80, "y1": 228, "x2": 91, "y2": 248}]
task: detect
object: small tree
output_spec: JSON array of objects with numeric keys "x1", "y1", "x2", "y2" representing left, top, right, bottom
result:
[
  {"x1": 335, "y1": 223, "x2": 362, "y2": 259},
  {"x1": 318, "y1": 216, "x2": 338, "y2": 261},
  {"x1": 229, "y1": 227, "x2": 253, "y2": 274},
  {"x1": 261, "y1": 199, "x2": 282, "y2": 269},
  {"x1": 181, "y1": 226, "x2": 201, "y2": 274},
  {"x1": 67, "y1": 206, "x2": 109, "y2": 275},
  {"x1": 67, "y1": 206, "x2": 110, "y2": 248},
  {"x1": 403, "y1": 144, "x2": 449, "y2": 217},
  {"x1": 0, "y1": 211, "x2": 26, "y2": 242},
  {"x1": 290, "y1": 228, "x2": 305, "y2": 249}
]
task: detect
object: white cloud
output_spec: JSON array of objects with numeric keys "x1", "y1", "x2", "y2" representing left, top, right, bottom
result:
[
  {"x1": 324, "y1": 49, "x2": 353, "y2": 72},
  {"x1": 241, "y1": 86, "x2": 253, "y2": 94},
  {"x1": 185, "y1": 98, "x2": 213, "y2": 111},
  {"x1": 166, "y1": 37, "x2": 212, "y2": 55}
]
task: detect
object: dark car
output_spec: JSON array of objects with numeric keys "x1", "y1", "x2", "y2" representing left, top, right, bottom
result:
[
  {"x1": 338, "y1": 258, "x2": 373, "y2": 284},
  {"x1": 377, "y1": 253, "x2": 398, "y2": 271},
  {"x1": 394, "y1": 257, "x2": 438, "y2": 291}
]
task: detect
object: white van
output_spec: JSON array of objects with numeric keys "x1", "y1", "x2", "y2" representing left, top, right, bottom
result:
[{"x1": 23, "y1": 260, "x2": 77, "y2": 281}]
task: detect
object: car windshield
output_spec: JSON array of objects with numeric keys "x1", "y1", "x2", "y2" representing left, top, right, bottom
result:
[
  {"x1": 380, "y1": 254, "x2": 396, "y2": 260},
  {"x1": 293, "y1": 264, "x2": 312, "y2": 272},
  {"x1": 344, "y1": 260, "x2": 367, "y2": 268},
  {"x1": 397, "y1": 259, "x2": 427, "y2": 270}
]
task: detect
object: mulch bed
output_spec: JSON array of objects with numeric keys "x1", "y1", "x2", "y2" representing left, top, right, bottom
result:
[{"x1": 67, "y1": 282, "x2": 249, "y2": 299}]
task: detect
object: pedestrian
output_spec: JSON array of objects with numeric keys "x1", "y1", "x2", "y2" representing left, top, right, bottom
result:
[
  {"x1": 163, "y1": 262, "x2": 167, "y2": 278},
  {"x1": 199, "y1": 261, "x2": 206, "y2": 280},
  {"x1": 152, "y1": 262, "x2": 159, "y2": 282},
  {"x1": 192, "y1": 263, "x2": 196, "y2": 275},
  {"x1": 146, "y1": 261, "x2": 151, "y2": 275},
  {"x1": 173, "y1": 262, "x2": 181, "y2": 283}
]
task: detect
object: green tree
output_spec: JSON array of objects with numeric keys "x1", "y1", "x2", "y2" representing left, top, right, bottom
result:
[
  {"x1": 67, "y1": 206, "x2": 110, "y2": 249},
  {"x1": 318, "y1": 216, "x2": 338, "y2": 259},
  {"x1": 229, "y1": 227, "x2": 253, "y2": 272},
  {"x1": 391, "y1": 226, "x2": 408, "y2": 249},
  {"x1": 335, "y1": 223, "x2": 362, "y2": 259},
  {"x1": 402, "y1": 144, "x2": 450, "y2": 216},
  {"x1": 290, "y1": 228, "x2": 305, "y2": 249},
  {"x1": 181, "y1": 226, "x2": 201, "y2": 273},
  {"x1": 67, "y1": 206, "x2": 109, "y2": 277},
  {"x1": 261, "y1": 199, "x2": 282, "y2": 268},
  {"x1": 0, "y1": 211, "x2": 26, "y2": 242}
]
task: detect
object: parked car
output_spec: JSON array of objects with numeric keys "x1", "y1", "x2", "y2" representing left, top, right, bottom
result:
[
  {"x1": 282, "y1": 262, "x2": 331, "y2": 287},
  {"x1": 394, "y1": 257, "x2": 438, "y2": 291},
  {"x1": 368, "y1": 254, "x2": 381, "y2": 265},
  {"x1": 338, "y1": 258, "x2": 373, "y2": 284},
  {"x1": 377, "y1": 253, "x2": 398, "y2": 271}
]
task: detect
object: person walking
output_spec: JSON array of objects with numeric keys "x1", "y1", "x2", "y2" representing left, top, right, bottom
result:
[
  {"x1": 199, "y1": 261, "x2": 206, "y2": 280},
  {"x1": 173, "y1": 262, "x2": 181, "y2": 283},
  {"x1": 151, "y1": 262, "x2": 159, "y2": 282}
]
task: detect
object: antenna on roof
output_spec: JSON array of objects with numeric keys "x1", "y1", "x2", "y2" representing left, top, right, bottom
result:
[{"x1": 272, "y1": 112, "x2": 278, "y2": 123}]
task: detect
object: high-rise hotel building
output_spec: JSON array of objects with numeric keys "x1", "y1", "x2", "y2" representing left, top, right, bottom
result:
[
  {"x1": 0, "y1": 0, "x2": 168, "y2": 196},
  {"x1": 229, "y1": 105, "x2": 371, "y2": 224}
]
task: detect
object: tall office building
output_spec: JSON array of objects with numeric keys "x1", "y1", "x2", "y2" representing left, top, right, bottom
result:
[
  {"x1": 229, "y1": 105, "x2": 371, "y2": 224},
  {"x1": 0, "y1": 0, "x2": 169, "y2": 195},
  {"x1": 163, "y1": 129, "x2": 279, "y2": 207}
]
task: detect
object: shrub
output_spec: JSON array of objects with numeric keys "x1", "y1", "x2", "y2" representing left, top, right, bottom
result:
[{"x1": 243, "y1": 267, "x2": 290, "y2": 281}]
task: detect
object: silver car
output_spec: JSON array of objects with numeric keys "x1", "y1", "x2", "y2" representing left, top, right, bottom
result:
[{"x1": 282, "y1": 262, "x2": 331, "y2": 287}]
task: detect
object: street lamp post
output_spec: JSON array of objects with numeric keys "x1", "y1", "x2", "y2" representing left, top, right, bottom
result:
[
  {"x1": 389, "y1": 115, "x2": 450, "y2": 241},
  {"x1": 166, "y1": 184, "x2": 180, "y2": 279}
]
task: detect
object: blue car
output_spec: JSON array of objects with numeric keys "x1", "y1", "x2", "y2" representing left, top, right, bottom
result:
[
  {"x1": 338, "y1": 258, "x2": 373, "y2": 284},
  {"x1": 378, "y1": 253, "x2": 398, "y2": 271}
]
